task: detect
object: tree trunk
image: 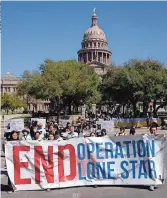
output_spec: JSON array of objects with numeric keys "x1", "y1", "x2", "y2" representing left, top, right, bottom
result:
[
  {"x1": 153, "y1": 100, "x2": 157, "y2": 117},
  {"x1": 122, "y1": 104, "x2": 125, "y2": 117},
  {"x1": 68, "y1": 101, "x2": 72, "y2": 115},
  {"x1": 132, "y1": 102, "x2": 137, "y2": 117},
  {"x1": 143, "y1": 102, "x2": 148, "y2": 117},
  {"x1": 56, "y1": 96, "x2": 61, "y2": 124}
]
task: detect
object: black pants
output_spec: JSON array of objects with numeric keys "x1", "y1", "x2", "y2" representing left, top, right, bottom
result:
[{"x1": 8, "y1": 175, "x2": 14, "y2": 191}]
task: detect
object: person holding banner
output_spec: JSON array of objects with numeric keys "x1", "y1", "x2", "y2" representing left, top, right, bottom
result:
[
  {"x1": 37, "y1": 123, "x2": 46, "y2": 139},
  {"x1": 54, "y1": 134, "x2": 63, "y2": 142},
  {"x1": 34, "y1": 131, "x2": 43, "y2": 142},
  {"x1": 150, "y1": 125, "x2": 159, "y2": 135},
  {"x1": 20, "y1": 129, "x2": 32, "y2": 141},
  {"x1": 64, "y1": 122, "x2": 72, "y2": 132},
  {"x1": 147, "y1": 125, "x2": 167, "y2": 141},
  {"x1": 101, "y1": 129, "x2": 107, "y2": 137},
  {"x1": 48, "y1": 134, "x2": 55, "y2": 140},
  {"x1": 6, "y1": 131, "x2": 19, "y2": 193},
  {"x1": 8, "y1": 131, "x2": 19, "y2": 141},
  {"x1": 90, "y1": 132, "x2": 96, "y2": 137},
  {"x1": 3, "y1": 130, "x2": 19, "y2": 169},
  {"x1": 30, "y1": 121, "x2": 38, "y2": 140},
  {"x1": 66, "y1": 126, "x2": 78, "y2": 139}
]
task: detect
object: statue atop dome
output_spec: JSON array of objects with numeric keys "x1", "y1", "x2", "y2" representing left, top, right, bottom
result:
[{"x1": 93, "y1": 8, "x2": 96, "y2": 16}]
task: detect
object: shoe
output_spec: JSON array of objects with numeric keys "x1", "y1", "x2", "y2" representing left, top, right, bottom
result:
[
  {"x1": 46, "y1": 188, "x2": 51, "y2": 192},
  {"x1": 149, "y1": 186, "x2": 154, "y2": 191},
  {"x1": 7, "y1": 191, "x2": 13, "y2": 194}
]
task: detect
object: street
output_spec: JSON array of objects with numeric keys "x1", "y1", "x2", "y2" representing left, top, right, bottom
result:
[{"x1": 1, "y1": 123, "x2": 167, "y2": 198}]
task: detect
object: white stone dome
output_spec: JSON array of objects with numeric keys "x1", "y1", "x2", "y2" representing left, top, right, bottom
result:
[
  {"x1": 83, "y1": 25, "x2": 107, "y2": 41},
  {"x1": 2, "y1": 72, "x2": 20, "y2": 81}
]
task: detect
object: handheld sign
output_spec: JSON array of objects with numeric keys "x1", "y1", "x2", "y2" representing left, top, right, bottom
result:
[
  {"x1": 10, "y1": 119, "x2": 24, "y2": 131},
  {"x1": 31, "y1": 118, "x2": 46, "y2": 128}
]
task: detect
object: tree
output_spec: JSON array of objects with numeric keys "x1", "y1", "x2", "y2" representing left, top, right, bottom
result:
[
  {"x1": 125, "y1": 59, "x2": 167, "y2": 116},
  {"x1": 103, "y1": 64, "x2": 143, "y2": 116},
  {"x1": 1, "y1": 93, "x2": 11, "y2": 114},
  {"x1": 18, "y1": 59, "x2": 101, "y2": 122},
  {"x1": 103, "y1": 59, "x2": 167, "y2": 117},
  {"x1": 1, "y1": 93, "x2": 27, "y2": 114}
]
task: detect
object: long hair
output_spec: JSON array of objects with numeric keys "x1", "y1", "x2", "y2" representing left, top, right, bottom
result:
[{"x1": 9, "y1": 131, "x2": 19, "y2": 140}]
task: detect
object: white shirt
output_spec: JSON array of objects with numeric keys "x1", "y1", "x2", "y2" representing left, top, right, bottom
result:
[
  {"x1": 55, "y1": 137, "x2": 63, "y2": 142},
  {"x1": 37, "y1": 128, "x2": 46, "y2": 139},
  {"x1": 67, "y1": 132, "x2": 78, "y2": 139},
  {"x1": 20, "y1": 134, "x2": 32, "y2": 141}
]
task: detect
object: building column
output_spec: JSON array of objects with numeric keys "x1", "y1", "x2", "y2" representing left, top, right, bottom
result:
[
  {"x1": 91, "y1": 52, "x2": 93, "y2": 61},
  {"x1": 97, "y1": 52, "x2": 99, "y2": 61},
  {"x1": 30, "y1": 104, "x2": 33, "y2": 111},
  {"x1": 86, "y1": 53, "x2": 88, "y2": 63},
  {"x1": 46, "y1": 105, "x2": 48, "y2": 111},
  {"x1": 102, "y1": 52, "x2": 103, "y2": 63}
]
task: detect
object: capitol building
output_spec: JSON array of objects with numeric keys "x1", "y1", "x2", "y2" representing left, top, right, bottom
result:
[
  {"x1": 1, "y1": 10, "x2": 110, "y2": 112},
  {"x1": 78, "y1": 9, "x2": 112, "y2": 75}
]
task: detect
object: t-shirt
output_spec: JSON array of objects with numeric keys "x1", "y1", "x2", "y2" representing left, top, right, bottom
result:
[
  {"x1": 37, "y1": 128, "x2": 46, "y2": 139},
  {"x1": 67, "y1": 132, "x2": 78, "y2": 139},
  {"x1": 20, "y1": 134, "x2": 32, "y2": 141}
]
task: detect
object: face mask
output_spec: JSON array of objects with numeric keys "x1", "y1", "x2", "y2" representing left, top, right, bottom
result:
[{"x1": 24, "y1": 132, "x2": 28, "y2": 136}]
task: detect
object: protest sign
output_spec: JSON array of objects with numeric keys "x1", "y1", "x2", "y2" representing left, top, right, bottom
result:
[
  {"x1": 96, "y1": 120, "x2": 115, "y2": 133},
  {"x1": 4, "y1": 119, "x2": 24, "y2": 132},
  {"x1": 60, "y1": 120, "x2": 70, "y2": 128},
  {"x1": 31, "y1": 118, "x2": 46, "y2": 128},
  {"x1": 10, "y1": 119, "x2": 24, "y2": 131},
  {"x1": 83, "y1": 130, "x2": 91, "y2": 137},
  {"x1": 5, "y1": 134, "x2": 165, "y2": 191},
  {"x1": 112, "y1": 118, "x2": 161, "y2": 128},
  {"x1": 4, "y1": 119, "x2": 10, "y2": 131}
]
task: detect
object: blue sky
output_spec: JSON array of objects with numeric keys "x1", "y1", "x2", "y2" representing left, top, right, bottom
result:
[{"x1": 2, "y1": 1, "x2": 167, "y2": 77}]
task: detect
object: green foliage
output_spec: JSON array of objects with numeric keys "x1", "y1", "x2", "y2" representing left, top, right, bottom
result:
[
  {"x1": 18, "y1": 60, "x2": 101, "y2": 119},
  {"x1": 1, "y1": 93, "x2": 27, "y2": 113},
  {"x1": 103, "y1": 58, "x2": 167, "y2": 116}
]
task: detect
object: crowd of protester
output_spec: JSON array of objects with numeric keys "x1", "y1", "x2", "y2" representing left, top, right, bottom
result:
[
  {"x1": 4, "y1": 115, "x2": 161, "y2": 143},
  {"x1": 3, "y1": 115, "x2": 163, "y2": 193}
]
